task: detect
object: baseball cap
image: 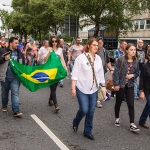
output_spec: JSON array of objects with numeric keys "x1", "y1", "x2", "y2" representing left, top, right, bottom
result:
[{"x1": 29, "y1": 38, "x2": 34, "y2": 42}]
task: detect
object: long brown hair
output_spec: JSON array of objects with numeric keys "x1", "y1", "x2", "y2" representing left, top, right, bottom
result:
[
  {"x1": 85, "y1": 37, "x2": 98, "y2": 53},
  {"x1": 125, "y1": 43, "x2": 137, "y2": 61},
  {"x1": 145, "y1": 44, "x2": 150, "y2": 59},
  {"x1": 49, "y1": 35, "x2": 60, "y2": 48}
]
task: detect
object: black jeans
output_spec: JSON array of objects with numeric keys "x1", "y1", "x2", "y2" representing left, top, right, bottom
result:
[
  {"x1": 115, "y1": 84, "x2": 134, "y2": 123},
  {"x1": 49, "y1": 82, "x2": 58, "y2": 105}
]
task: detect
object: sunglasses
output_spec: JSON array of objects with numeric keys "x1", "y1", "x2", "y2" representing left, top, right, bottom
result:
[{"x1": 52, "y1": 40, "x2": 58, "y2": 43}]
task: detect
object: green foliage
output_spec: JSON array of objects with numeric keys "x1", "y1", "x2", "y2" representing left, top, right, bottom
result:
[
  {"x1": 108, "y1": 50, "x2": 115, "y2": 58},
  {"x1": 82, "y1": 39, "x2": 88, "y2": 45}
]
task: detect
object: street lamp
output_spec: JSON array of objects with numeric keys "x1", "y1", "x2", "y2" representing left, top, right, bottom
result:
[
  {"x1": 2, "y1": 4, "x2": 11, "y2": 6},
  {"x1": 1, "y1": 4, "x2": 13, "y2": 39}
]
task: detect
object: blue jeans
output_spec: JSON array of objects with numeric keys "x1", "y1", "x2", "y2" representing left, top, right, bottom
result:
[
  {"x1": 73, "y1": 87, "x2": 97, "y2": 135},
  {"x1": 1, "y1": 78, "x2": 20, "y2": 113},
  {"x1": 134, "y1": 71, "x2": 140, "y2": 97},
  {"x1": 139, "y1": 93, "x2": 150, "y2": 124},
  {"x1": 69, "y1": 60, "x2": 75, "y2": 73}
]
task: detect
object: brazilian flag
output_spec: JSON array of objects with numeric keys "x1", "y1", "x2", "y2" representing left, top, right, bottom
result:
[{"x1": 9, "y1": 51, "x2": 67, "y2": 92}]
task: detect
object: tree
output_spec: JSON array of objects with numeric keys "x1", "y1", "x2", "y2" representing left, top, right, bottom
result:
[{"x1": 67, "y1": 0, "x2": 147, "y2": 39}]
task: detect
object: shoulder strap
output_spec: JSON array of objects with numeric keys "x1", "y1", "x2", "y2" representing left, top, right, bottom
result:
[{"x1": 84, "y1": 53, "x2": 99, "y2": 89}]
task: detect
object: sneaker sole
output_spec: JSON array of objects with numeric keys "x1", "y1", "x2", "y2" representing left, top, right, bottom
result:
[
  {"x1": 97, "y1": 106, "x2": 102, "y2": 108},
  {"x1": 115, "y1": 124, "x2": 120, "y2": 127},
  {"x1": 130, "y1": 129, "x2": 140, "y2": 132},
  {"x1": 2, "y1": 109, "x2": 7, "y2": 112},
  {"x1": 14, "y1": 113, "x2": 23, "y2": 117}
]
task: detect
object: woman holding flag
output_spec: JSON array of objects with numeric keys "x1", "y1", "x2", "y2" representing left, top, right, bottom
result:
[{"x1": 44, "y1": 35, "x2": 67, "y2": 112}]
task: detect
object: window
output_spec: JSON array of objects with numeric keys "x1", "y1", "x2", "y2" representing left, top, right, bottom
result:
[
  {"x1": 146, "y1": 20, "x2": 150, "y2": 29},
  {"x1": 140, "y1": 20, "x2": 145, "y2": 29},
  {"x1": 134, "y1": 20, "x2": 139, "y2": 30}
]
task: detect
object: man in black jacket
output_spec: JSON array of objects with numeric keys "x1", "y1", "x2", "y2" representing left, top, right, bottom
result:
[
  {"x1": 0, "y1": 37, "x2": 25, "y2": 117},
  {"x1": 139, "y1": 51, "x2": 150, "y2": 129}
]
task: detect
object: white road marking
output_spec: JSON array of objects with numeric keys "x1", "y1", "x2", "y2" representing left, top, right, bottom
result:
[{"x1": 31, "y1": 114, "x2": 69, "y2": 150}]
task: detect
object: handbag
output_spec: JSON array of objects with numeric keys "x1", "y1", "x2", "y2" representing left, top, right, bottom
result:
[
  {"x1": 106, "y1": 56, "x2": 124, "y2": 91},
  {"x1": 106, "y1": 78, "x2": 114, "y2": 91},
  {"x1": 84, "y1": 53, "x2": 105, "y2": 101},
  {"x1": 97, "y1": 85, "x2": 106, "y2": 101}
]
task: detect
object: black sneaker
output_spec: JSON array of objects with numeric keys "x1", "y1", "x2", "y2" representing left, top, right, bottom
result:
[
  {"x1": 115, "y1": 119, "x2": 120, "y2": 126},
  {"x1": 130, "y1": 124, "x2": 140, "y2": 132}
]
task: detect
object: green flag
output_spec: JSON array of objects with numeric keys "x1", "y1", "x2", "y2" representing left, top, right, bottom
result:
[{"x1": 9, "y1": 51, "x2": 67, "y2": 92}]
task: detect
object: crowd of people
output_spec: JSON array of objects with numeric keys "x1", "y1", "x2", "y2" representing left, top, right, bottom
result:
[{"x1": 0, "y1": 35, "x2": 150, "y2": 140}]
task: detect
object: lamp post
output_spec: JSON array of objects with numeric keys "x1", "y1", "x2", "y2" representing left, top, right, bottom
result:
[
  {"x1": 1, "y1": 4, "x2": 13, "y2": 39},
  {"x1": 2, "y1": 4, "x2": 11, "y2": 6}
]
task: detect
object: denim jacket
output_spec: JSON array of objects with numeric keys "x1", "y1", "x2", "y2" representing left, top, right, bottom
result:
[{"x1": 113, "y1": 56, "x2": 139, "y2": 88}]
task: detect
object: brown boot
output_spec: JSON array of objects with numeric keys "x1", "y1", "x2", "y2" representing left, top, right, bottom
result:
[
  {"x1": 48, "y1": 99, "x2": 54, "y2": 106},
  {"x1": 54, "y1": 103, "x2": 59, "y2": 112}
]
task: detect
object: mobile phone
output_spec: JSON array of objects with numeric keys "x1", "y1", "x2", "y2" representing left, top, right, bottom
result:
[{"x1": 2, "y1": 51, "x2": 10, "y2": 57}]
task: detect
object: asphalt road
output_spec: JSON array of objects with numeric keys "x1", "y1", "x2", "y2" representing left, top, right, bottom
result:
[{"x1": 0, "y1": 75, "x2": 150, "y2": 150}]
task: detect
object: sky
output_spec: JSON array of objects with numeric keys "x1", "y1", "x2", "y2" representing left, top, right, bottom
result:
[
  {"x1": 0, "y1": 0, "x2": 13, "y2": 12},
  {"x1": 0, "y1": 0, "x2": 13, "y2": 31}
]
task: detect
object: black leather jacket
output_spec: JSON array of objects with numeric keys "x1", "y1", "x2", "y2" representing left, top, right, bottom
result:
[{"x1": 0, "y1": 48, "x2": 25, "y2": 81}]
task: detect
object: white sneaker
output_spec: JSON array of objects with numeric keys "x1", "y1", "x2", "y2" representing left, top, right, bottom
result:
[{"x1": 97, "y1": 101, "x2": 102, "y2": 108}]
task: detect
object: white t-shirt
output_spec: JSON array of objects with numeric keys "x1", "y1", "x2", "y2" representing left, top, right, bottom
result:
[
  {"x1": 71, "y1": 53, "x2": 105, "y2": 94},
  {"x1": 55, "y1": 47, "x2": 63, "y2": 58},
  {"x1": 38, "y1": 46, "x2": 49, "y2": 64}
]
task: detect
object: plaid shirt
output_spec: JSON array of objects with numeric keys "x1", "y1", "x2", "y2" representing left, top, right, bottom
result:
[{"x1": 114, "y1": 48, "x2": 124, "y2": 59}]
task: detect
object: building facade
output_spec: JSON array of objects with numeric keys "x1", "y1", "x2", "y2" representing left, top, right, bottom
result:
[{"x1": 119, "y1": 11, "x2": 150, "y2": 46}]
